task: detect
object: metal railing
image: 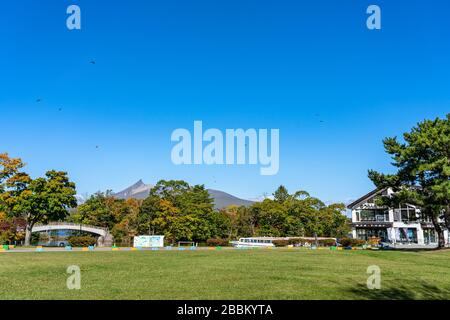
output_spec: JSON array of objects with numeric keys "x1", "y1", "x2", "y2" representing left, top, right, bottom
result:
[{"x1": 33, "y1": 222, "x2": 109, "y2": 232}]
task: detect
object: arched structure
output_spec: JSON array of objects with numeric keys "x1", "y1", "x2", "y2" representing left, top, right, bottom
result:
[{"x1": 32, "y1": 222, "x2": 114, "y2": 247}]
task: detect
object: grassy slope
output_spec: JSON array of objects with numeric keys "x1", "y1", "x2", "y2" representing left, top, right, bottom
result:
[{"x1": 1, "y1": 249, "x2": 450, "y2": 300}]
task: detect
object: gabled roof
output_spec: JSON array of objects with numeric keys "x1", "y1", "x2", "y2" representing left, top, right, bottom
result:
[{"x1": 347, "y1": 188, "x2": 385, "y2": 210}]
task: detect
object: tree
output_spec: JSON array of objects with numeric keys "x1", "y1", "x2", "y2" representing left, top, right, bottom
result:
[
  {"x1": 111, "y1": 198, "x2": 140, "y2": 245},
  {"x1": 319, "y1": 203, "x2": 350, "y2": 238},
  {"x1": 218, "y1": 205, "x2": 240, "y2": 239},
  {"x1": 273, "y1": 185, "x2": 289, "y2": 203},
  {"x1": 246, "y1": 186, "x2": 349, "y2": 238},
  {"x1": 368, "y1": 114, "x2": 450, "y2": 248},
  {"x1": 251, "y1": 199, "x2": 288, "y2": 237},
  {"x1": 1, "y1": 154, "x2": 77, "y2": 245},
  {"x1": 0, "y1": 153, "x2": 31, "y2": 215},
  {"x1": 0, "y1": 213, "x2": 26, "y2": 245},
  {"x1": 16, "y1": 171, "x2": 77, "y2": 245},
  {"x1": 74, "y1": 191, "x2": 119, "y2": 229},
  {"x1": 234, "y1": 206, "x2": 258, "y2": 237},
  {"x1": 72, "y1": 193, "x2": 141, "y2": 245},
  {"x1": 139, "y1": 180, "x2": 217, "y2": 243}
]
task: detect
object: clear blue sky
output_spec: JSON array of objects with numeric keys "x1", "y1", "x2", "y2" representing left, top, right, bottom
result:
[{"x1": 2, "y1": 0, "x2": 449, "y2": 203}]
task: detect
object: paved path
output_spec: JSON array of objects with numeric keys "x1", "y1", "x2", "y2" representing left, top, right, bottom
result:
[{"x1": 3, "y1": 247, "x2": 229, "y2": 253}]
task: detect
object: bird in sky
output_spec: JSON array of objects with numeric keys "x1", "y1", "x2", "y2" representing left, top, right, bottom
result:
[
  {"x1": 90, "y1": 60, "x2": 96, "y2": 65},
  {"x1": 36, "y1": 98, "x2": 42, "y2": 103}
]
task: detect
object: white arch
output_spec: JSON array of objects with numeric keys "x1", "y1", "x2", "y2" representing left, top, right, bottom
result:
[{"x1": 32, "y1": 223, "x2": 109, "y2": 237}]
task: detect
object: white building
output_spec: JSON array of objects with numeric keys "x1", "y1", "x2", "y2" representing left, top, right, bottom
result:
[{"x1": 348, "y1": 188, "x2": 449, "y2": 246}]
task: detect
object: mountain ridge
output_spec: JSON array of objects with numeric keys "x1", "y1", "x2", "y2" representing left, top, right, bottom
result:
[{"x1": 112, "y1": 180, "x2": 254, "y2": 209}]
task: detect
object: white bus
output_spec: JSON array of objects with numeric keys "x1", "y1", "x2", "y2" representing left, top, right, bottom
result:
[
  {"x1": 230, "y1": 236, "x2": 337, "y2": 248},
  {"x1": 230, "y1": 237, "x2": 278, "y2": 248}
]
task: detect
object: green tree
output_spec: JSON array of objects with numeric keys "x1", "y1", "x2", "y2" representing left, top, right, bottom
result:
[
  {"x1": 246, "y1": 186, "x2": 349, "y2": 238},
  {"x1": 273, "y1": 185, "x2": 290, "y2": 203},
  {"x1": 250, "y1": 200, "x2": 289, "y2": 237},
  {"x1": 74, "y1": 191, "x2": 119, "y2": 229},
  {"x1": 0, "y1": 153, "x2": 31, "y2": 216},
  {"x1": 12, "y1": 171, "x2": 77, "y2": 246},
  {"x1": 287, "y1": 193, "x2": 323, "y2": 237},
  {"x1": 368, "y1": 114, "x2": 450, "y2": 248},
  {"x1": 139, "y1": 180, "x2": 217, "y2": 243},
  {"x1": 234, "y1": 206, "x2": 258, "y2": 237},
  {"x1": 319, "y1": 203, "x2": 350, "y2": 238},
  {"x1": 73, "y1": 193, "x2": 141, "y2": 245},
  {"x1": 1, "y1": 154, "x2": 77, "y2": 246}
]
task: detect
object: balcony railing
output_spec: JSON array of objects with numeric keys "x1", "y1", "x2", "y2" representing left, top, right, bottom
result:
[{"x1": 358, "y1": 215, "x2": 389, "y2": 222}]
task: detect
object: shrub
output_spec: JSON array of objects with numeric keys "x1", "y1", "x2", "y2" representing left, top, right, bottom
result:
[
  {"x1": 339, "y1": 238, "x2": 365, "y2": 247},
  {"x1": 368, "y1": 237, "x2": 381, "y2": 246},
  {"x1": 317, "y1": 239, "x2": 337, "y2": 247},
  {"x1": 206, "y1": 238, "x2": 229, "y2": 247},
  {"x1": 288, "y1": 238, "x2": 302, "y2": 245},
  {"x1": 272, "y1": 240, "x2": 289, "y2": 247},
  {"x1": 68, "y1": 236, "x2": 97, "y2": 247}
]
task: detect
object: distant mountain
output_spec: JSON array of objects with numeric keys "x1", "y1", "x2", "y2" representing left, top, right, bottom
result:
[
  {"x1": 113, "y1": 179, "x2": 153, "y2": 200},
  {"x1": 207, "y1": 189, "x2": 254, "y2": 209},
  {"x1": 75, "y1": 194, "x2": 87, "y2": 205},
  {"x1": 113, "y1": 180, "x2": 254, "y2": 209}
]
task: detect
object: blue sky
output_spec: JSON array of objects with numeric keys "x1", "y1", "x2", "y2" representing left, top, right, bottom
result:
[{"x1": 1, "y1": 0, "x2": 449, "y2": 203}]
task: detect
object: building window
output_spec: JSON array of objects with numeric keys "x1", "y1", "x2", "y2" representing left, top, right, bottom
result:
[
  {"x1": 423, "y1": 229, "x2": 436, "y2": 244},
  {"x1": 394, "y1": 204, "x2": 418, "y2": 222},
  {"x1": 358, "y1": 209, "x2": 388, "y2": 222},
  {"x1": 395, "y1": 228, "x2": 418, "y2": 243},
  {"x1": 356, "y1": 228, "x2": 388, "y2": 242}
]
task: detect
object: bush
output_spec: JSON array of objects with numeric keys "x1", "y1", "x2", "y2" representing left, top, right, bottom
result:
[
  {"x1": 317, "y1": 239, "x2": 336, "y2": 247},
  {"x1": 68, "y1": 236, "x2": 97, "y2": 247},
  {"x1": 272, "y1": 240, "x2": 289, "y2": 247},
  {"x1": 339, "y1": 238, "x2": 365, "y2": 247},
  {"x1": 288, "y1": 238, "x2": 302, "y2": 245},
  {"x1": 206, "y1": 238, "x2": 229, "y2": 247},
  {"x1": 368, "y1": 237, "x2": 381, "y2": 246}
]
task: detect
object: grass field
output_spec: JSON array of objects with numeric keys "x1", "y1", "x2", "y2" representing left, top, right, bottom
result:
[{"x1": 1, "y1": 248, "x2": 450, "y2": 300}]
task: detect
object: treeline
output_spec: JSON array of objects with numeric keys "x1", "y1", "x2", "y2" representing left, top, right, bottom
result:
[
  {"x1": 1, "y1": 153, "x2": 350, "y2": 246},
  {"x1": 69, "y1": 181, "x2": 350, "y2": 245}
]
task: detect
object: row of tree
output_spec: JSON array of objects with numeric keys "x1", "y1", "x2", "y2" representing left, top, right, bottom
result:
[
  {"x1": 1, "y1": 113, "x2": 448, "y2": 247},
  {"x1": 0, "y1": 153, "x2": 350, "y2": 245},
  {"x1": 71, "y1": 182, "x2": 350, "y2": 244}
]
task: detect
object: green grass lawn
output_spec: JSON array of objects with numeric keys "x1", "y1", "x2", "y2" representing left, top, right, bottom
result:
[{"x1": 1, "y1": 248, "x2": 450, "y2": 300}]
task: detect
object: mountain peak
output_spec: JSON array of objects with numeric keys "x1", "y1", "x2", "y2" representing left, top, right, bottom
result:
[
  {"x1": 131, "y1": 179, "x2": 145, "y2": 187},
  {"x1": 113, "y1": 179, "x2": 152, "y2": 200},
  {"x1": 112, "y1": 181, "x2": 254, "y2": 208}
]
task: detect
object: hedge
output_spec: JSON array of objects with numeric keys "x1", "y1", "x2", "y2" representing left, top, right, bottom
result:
[
  {"x1": 206, "y1": 238, "x2": 230, "y2": 247},
  {"x1": 272, "y1": 240, "x2": 289, "y2": 247},
  {"x1": 339, "y1": 238, "x2": 366, "y2": 247},
  {"x1": 284, "y1": 238, "x2": 336, "y2": 247},
  {"x1": 67, "y1": 236, "x2": 97, "y2": 247}
]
